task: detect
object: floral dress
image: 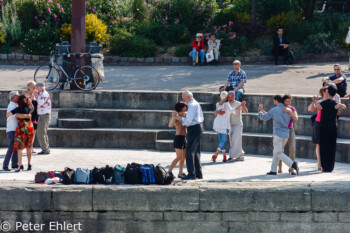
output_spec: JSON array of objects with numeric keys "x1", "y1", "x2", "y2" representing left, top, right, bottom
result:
[{"x1": 11, "y1": 106, "x2": 34, "y2": 151}]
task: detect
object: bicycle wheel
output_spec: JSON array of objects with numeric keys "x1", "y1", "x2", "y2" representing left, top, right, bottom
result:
[
  {"x1": 34, "y1": 65, "x2": 60, "y2": 91},
  {"x1": 73, "y1": 65, "x2": 100, "y2": 91}
]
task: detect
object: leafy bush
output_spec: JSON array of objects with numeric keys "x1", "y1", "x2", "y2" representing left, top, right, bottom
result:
[
  {"x1": 257, "y1": 0, "x2": 292, "y2": 23},
  {"x1": 303, "y1": 33, "x2": 338, "y2": 54},
  {"x1": 16, "y1": 0, "x2": 39, "y2": 33},
  {"x1": 135, "y1": 21, "x2": 168, "y2": 45},
  {"x1": 174, "y1": 44, "x2": 191, "y2": 57},
  {"x1": 2, "y1": 0, "x2": 22, "y2": 45},
  {"x1": 0, "y1": 23, "x2": 5, "y2": 45},
  {"x1": 254, "y1": 38, "x2": 273, "y2": 56},
  {"x1": 110, "y1": 28, "x2": 156, "y2": 57},
  {"x1": 60, "y1": 14, "x2": 109, "y2": 44},
  {"x1": 151, "y1": 0, "x2": 217, "y2": 35},
  {"x1": 130, "y1": 0, "x2": 147, "y2": 21},
  {"x1": 86, "y1": 0, "x2": 131, "y2": 25},
  {"x1": 21, "y1": 26, "x2": 60, "y2": 55},
  {"x1": 266, "y1": 12, "x2": 303, "y2": 32},
  {"x1": 221, "y1": 36, "x2": 248, "y2": 57}
]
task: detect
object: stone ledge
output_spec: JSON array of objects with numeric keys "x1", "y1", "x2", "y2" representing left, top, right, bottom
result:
[{"x1": 0, "y1": 53, "x2": 347, "y2": 66}]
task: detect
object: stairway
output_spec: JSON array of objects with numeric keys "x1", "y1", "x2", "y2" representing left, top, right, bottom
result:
[{"x1": 0, "y1": 90, "x2": 349, "y2": 163}]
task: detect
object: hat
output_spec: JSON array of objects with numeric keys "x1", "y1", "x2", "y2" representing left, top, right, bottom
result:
[
  {"x1": 220, "y1": 91, "x2": 228, "y2": 100},
  {"x1": 9, "y1": 91, "x2": 19, "y2": 100},
  {"x1": 36, "y1": 82, "x2": 45, "y2": 87},
  {"x1": 196, "y1": 33, "x2": 203, "y2": 37}
]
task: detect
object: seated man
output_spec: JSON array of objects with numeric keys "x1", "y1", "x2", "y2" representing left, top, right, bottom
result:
[
  {"x1": 220, "y1": 60, "x2": 247, "y2": 101},
  {"x1": 207, "y1": 34, "x2": 221, "y2": 65},
  {"x1": 322, "y1": 64, "x2": 347, "y2": 97},
  {"x1": 189, "y1": 33, "x2": 205, "y2": 66},
  {"x1": 273, "y1": 28, "x2": 289, "y2": 65}
]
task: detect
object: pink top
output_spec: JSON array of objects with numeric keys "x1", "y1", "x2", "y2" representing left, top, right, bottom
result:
[
  {"x1": 316, "y1": 110, "x2": 321, "y2": 122},
  {"x1": 288, "y1": 106, "x2": 296, "y2": 129}
]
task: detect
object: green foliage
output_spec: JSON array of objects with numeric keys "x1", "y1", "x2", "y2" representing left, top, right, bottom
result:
[
  {"x1": 21, "y1": 26, "x2": 60, "y2": 55},
  {"x1": 258, "y1": 0, "x2": 292, "y2": 22},
  {"x1": 16, "y1": 0, "x2": 39, "y2": 33},
  {"x1": 254, "y1": 38, "x2": 273, "y2": 56},
  {"x1": 87, "y1": 0, "x2": 131, "y2": 25},
  {"x1": 174, "y1": 44, "x2": 191, "y2": 57},
  {"x1": 2, "y1": 0, "x2": 23, "y2": 45},
  {"x1": 110, "y1": 27, "x2": 157, "y2": 57},
  {"x1": 221, "y1": 36, "x2": 248, "y2": 56},
  {"x1": 303, "y1": 33, "x2": 338, "y2": 54},
  {"x1": 151, "y1": 0, "x2": 217, "y2": 35},
  {"x1": 131, "y1": 0, "x2": 147, "y2": 21},
  {"x1": 0, "y1": 43, "x2": 12, "y2": 54}
]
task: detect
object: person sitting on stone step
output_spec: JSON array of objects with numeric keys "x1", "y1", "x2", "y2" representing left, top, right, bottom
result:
[
  {"x1": 220, "y1": 60, "x2": 247, "y2": 101},
  {"x1": 168, "y1": 101, "x2": 188, "y2": 179},
  {"x1": 257, "y1": 95, "x2": 300, "y2": 175}
]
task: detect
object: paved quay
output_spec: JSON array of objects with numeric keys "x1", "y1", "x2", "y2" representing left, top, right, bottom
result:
[
  {"x1": 0, "y1": 148, "x2": 349, "y2": 183},
  {"x1": 1, "y1": 62, "x2": 350, "y2": 95}
]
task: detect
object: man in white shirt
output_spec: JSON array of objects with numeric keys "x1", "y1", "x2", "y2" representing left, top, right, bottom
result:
[
  {"x1": 35, "y1": 83, "x2": 52, "y2": 155},
  {"x1": 176, "y1": 91, "x2": 204, "y2": 180},
  {"x1": 3, "y1": 91, "x2": 19, "y2": 170}
]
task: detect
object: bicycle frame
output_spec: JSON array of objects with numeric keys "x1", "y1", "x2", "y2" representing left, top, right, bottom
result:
[{"x1": 52, "y1": 55, "x2": 81, "y2": 82}]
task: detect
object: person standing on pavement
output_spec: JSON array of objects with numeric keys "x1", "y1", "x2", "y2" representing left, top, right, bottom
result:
[
  {"x1": 35, "y1": 83, "x2": 52, "y2": 155},
  {"x1": 3, "y1": 91, "x2": 19, "y2": 171},
  {"x1": 258, "y1": 95, "x2": 300, "y2": 175},
  {"x1": 176, "y1": 91, "x2": 204, "y2": 180},
  {"x1": 220, "y1": 60, "x2": 247, "y2": 101},
  {"x1": 26, "y1": 81, "x2": 38, "y2": 154}
]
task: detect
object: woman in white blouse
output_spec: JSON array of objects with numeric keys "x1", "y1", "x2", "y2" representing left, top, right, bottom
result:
[
  {"x1": 207, "y1": 34, "x2": 221, "y2": 64},
  {"x1": 212, "y1": 91, "x2": 237, "y2": 162}
]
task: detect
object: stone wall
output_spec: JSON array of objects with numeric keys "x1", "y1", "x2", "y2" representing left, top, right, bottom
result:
[
  {"x1": 0, "y1": 52, "x2": 348, "y2": 66},
  {"x1": 0, "y1": 182, "x2": 349, "y2": 233}
]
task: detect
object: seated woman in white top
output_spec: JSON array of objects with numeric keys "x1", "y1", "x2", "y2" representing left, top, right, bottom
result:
[
  {"x1": 207, "y1": 34, "x2": 221, "y2": 64},
  {"x1": 212, "y1": 91, "x2": 238, "y2": 162}
]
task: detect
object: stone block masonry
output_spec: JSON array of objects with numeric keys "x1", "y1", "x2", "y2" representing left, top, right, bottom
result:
[
  {"x1": 0, "y1": 53, "x2": 348, "y2": 66},
  {"x1": 0, "y1": 182, "x2": 349, "y2": 233}
]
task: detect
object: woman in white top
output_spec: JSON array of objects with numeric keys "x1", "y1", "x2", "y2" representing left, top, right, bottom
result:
[
  {"x1": 212, "y1": 91, "x2": 237, "y2": 162},
  {"x1": 207, "y1": 34, "x2": 221, "y2": 64}
]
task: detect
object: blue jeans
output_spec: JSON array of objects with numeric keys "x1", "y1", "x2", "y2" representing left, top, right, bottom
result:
[
  {"x1": 217, "y1": 130, "x2": 229, "y2": 152},
  {"x1": 235, "y1": 88, "x2": 244, "y2": 101},
  {"x1": 3, "y1": 131, "x2": 18, "y2": 169},
  {"x1": 189, "y1": 48, "x2": 205, "y2": 63}
]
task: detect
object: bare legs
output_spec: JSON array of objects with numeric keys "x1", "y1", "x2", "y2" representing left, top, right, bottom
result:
[
  {"x1": 27, "y1": 147, "x2": 32, "y2": 166},
  {"x1": 169, "y1": 149, "x2": 186, "y2": 174},
  {"x1": 316, "y1": 144, "x2": 322, "y2": 171},
  {"x1": 212, "y1": 149, "x2": 227, "y2": 162},
  {"x1": 17, "y1": 150, "x2": 23, "y2": 168}
]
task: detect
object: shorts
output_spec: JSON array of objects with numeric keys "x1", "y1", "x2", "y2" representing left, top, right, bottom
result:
[
  {"x1": 312, "y1": 121, "x2": 320, "y2": 144},
  {"x1": 173, "y1": 135, "x2": 186, "y2": 149}
]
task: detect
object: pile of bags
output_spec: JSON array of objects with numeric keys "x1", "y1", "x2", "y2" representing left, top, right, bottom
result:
[{"x1": 34, "y1": 163, "x2": 174, "y2": 185}]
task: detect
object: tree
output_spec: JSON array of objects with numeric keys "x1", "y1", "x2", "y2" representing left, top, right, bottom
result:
[
  {"x1": 291, "y1": 0, "x2": 318, "y2": 21},
  {"x1": 251, "y1": 0, "x2": 257, "y2": 25}
]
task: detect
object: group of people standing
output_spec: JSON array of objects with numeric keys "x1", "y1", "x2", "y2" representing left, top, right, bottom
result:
[{"x1": 3, "y1": 82, "x2": 52, "y2": 172}]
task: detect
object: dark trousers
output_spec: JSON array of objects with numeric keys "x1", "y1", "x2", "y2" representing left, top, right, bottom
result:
[
  {"x1": 319, "y1": 125, "x2": 337, "y2": 172},
  {"x1": 185, "y1": 124, "x2": 203, "y2": 178},
  {"x1": 274, "y1": 46, "x2": 289, "y2": 64},
  {"x1": 3, "y1": 131, "x2": 18, "y2": 169}
]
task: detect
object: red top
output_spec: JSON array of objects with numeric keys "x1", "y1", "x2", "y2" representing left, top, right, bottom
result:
[{"x1": 192, "y1": 40, "x2": 205, "y2": 51}]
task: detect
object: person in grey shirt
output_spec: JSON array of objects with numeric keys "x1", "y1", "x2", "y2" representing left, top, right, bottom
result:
[{"x1": 258, "y1": 95, "x2": 300, "y2": 175}]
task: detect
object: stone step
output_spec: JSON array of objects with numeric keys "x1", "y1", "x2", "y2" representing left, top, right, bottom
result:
[
  {"x1": 1, "y1": 127, "x2": 348, "y2": 163},
  {"x1": 1, "y1": 90, "x2": 349, "y2": 116},
  {"x1": 57, "y1": 118, "x2": 96, "y2": 128},
  {"x1": 4, "y1": 108, "x2": 344, "y2": 139},
  {"x1": 155, "y1": 140, "x2": 174, "y2": 151}
]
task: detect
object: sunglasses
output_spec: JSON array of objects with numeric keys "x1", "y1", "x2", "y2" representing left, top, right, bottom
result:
[{"x1": 334, "y1": 69, "x2": 340, "y2": 70}]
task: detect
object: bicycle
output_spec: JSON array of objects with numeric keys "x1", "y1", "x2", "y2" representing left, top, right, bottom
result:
[{"x1": 34, "y1": 52, "x2": 100, "y2": 91}]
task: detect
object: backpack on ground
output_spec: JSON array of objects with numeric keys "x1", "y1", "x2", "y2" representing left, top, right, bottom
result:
[
  {"x1": 92, "y1": 165, "x2": 114, "y2": 185},
  {"x1": 124, "y1": 163, "x2": 141, "y2": 184},
  {"x1": 62, "y1": 167, "x2": 75, "y2": 185},
  {"x1": 140, "y1": 164, "x2": 156, "y2": 185},
  {"x1": 154, "y1": 164, "x2": 174, "y2": 185},
  {"x1": 113, "y1": 165, "x2": 126, "y2": 184},
  {"x1": 74, "y1": 168, "x2": 90, "y2": 184},
  {"x1": 34, "y1": 171, "x2": 54, "y2": 183}
]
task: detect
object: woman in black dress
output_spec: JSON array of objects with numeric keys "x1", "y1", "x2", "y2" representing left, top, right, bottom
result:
[{"x1": 315, "y1": 84, "x2": 346, "y2": 172}]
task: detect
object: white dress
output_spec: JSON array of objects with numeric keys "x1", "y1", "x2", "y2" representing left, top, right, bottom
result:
[{"x1": 213, "y1": 102, "x2": 237, "y2": 134}]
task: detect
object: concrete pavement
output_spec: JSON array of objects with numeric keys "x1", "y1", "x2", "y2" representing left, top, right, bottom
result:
[
  {"x1": 0, "y1": 148, "x2": 349, "y2": 182},
  {"x1": 1, "y1": 62, "x2": 349, "y2": 95}
]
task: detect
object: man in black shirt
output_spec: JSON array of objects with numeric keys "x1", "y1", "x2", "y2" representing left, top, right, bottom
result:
[
  {"x1": 322, "y1": 64, "x2": 347, "y2": 97},
  {"x1": 273, "y1": 28, "x2": 289, "y2": 65}
]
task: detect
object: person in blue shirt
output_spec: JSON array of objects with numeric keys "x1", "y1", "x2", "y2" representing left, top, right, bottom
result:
[
  {"x1": 258, "y1": 95, "x2": 300, "y2": 175},
  {"x1": 220, "y1": 60, "x2": 247, "y2": 101}
]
